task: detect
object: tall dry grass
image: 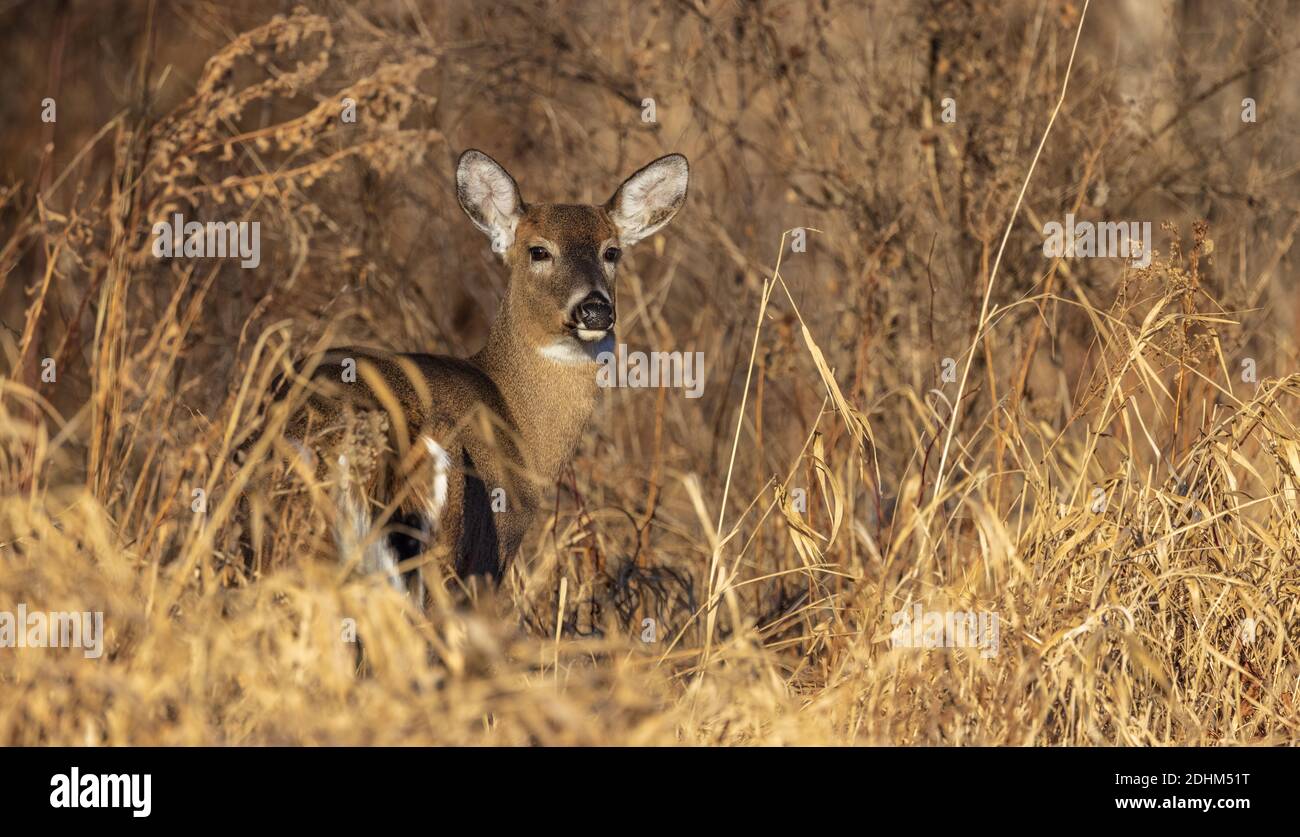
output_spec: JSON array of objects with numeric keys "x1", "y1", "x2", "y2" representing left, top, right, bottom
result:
[{"x1": 0, "y1": 0, "x2": 1298, "y2": 744}]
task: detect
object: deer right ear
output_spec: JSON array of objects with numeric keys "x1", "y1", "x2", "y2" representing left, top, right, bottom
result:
[{"x1": 456, "y1": 150, "x2": 524, "y2": 254}]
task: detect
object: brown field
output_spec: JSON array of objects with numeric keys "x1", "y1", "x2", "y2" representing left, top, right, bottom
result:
[{"x1": 1, "y1": 0, "x2": 1298, "y2": 745}]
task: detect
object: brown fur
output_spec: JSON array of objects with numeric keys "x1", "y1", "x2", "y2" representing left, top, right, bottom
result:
[{"x1": 253, "y1": 152, "x2": 688, "y2": 593}]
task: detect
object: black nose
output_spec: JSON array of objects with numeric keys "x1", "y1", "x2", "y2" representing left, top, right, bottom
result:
[{"x1": 575, "y1": 294, "x2": 614, "y2": 331}]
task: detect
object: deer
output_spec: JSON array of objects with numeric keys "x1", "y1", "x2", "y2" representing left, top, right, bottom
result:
[{"x1": 246, "y1": 149, "x2": 689, "y2": 602}]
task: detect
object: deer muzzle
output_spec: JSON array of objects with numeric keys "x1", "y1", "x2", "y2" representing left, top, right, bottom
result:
[{"x1": 573, "y1": 292, "x2": 614, "y2": 338}]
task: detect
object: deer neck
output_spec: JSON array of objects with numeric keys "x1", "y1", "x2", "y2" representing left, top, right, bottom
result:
[{"x1": 472, "y1": 296, "x2": 605, "y2": 484}]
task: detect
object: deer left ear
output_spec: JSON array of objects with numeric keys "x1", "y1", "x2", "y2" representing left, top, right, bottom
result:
[{"x1": 606, "y1": 154, "x2": 689, "y2": 248}]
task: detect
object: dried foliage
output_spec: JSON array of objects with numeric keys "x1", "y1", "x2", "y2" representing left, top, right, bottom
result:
[{"x1": 0, "y1": 0, "x2": 1298, "y2": 744}]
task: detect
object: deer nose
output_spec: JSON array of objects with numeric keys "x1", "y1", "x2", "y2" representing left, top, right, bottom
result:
[{"x1": 575, "y1": 293, "x2": 614, "y2": 331}]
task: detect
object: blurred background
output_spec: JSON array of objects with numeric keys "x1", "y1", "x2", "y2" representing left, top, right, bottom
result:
[{"x1": 0, "y1": 0, "x2": 1297, "y2": 744}]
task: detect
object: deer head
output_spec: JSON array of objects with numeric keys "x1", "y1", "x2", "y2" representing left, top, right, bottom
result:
[{"x1": 455, "y1": 149, "x2": 690, "y2": 365}]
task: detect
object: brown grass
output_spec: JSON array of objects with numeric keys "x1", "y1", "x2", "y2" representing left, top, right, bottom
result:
[{"x1": 1, "y1": 0, "x2": 1298, "y2": 745}]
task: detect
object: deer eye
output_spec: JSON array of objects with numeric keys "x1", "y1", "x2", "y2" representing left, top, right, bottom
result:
[
  {"x1": 603, "y1": 247, "x2": 622, "y2": 263},
  {"x1": 529, "y1": 246, "x2": 551, "y2": 262}
]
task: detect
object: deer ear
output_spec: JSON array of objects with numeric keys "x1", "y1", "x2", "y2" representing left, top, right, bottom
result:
[
  {"x1": 606, "y1": 154, "x2": 689, "y2": 248},
  {"x1": 456, "y1": 150, "x2": 524, "y2": 254}
]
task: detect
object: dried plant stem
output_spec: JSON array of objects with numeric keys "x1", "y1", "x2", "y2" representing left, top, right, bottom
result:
[{"x1": 932, "y1": 0, "x2": 1092, "y2": 505}]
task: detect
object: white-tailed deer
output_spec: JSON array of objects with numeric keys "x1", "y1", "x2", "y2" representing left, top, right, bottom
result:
[{"x1": 253, "y1": 150, "x2": 689, "y2": 598}]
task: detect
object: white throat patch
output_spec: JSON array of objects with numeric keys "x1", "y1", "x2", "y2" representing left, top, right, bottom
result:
[{"x1": 539, "y1": 332, "x2": 614, "y2": 365}]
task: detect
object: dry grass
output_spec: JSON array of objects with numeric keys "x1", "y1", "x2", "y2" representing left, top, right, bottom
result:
[{"x1": 1, "y1": 0, "x2": 1298, "y2": 745}]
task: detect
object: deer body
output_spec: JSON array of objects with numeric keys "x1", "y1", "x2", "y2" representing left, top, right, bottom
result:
[{"x1": 271, "y1": 151, "x2": 689, "y2": 594}]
